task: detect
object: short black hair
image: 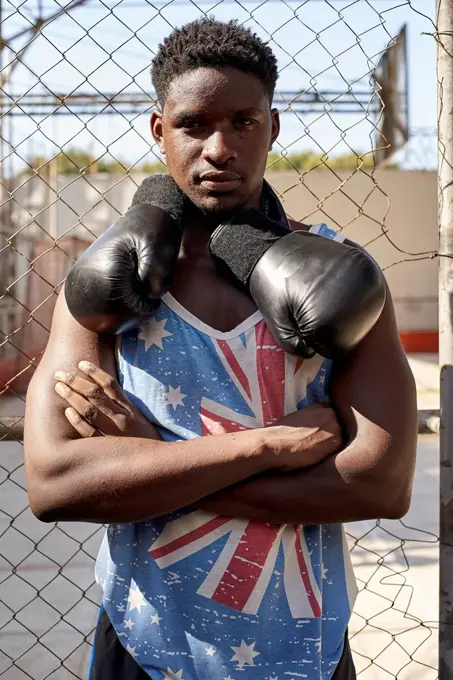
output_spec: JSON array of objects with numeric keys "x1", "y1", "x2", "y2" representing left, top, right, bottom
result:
[{"x1": 151, "y1": 18, "x2": 278, "y2": 107}]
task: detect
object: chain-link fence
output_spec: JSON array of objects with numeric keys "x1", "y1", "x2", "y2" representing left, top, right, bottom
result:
[{"x1": 0, "y1": 0, "x2": 444, "y2": 677}]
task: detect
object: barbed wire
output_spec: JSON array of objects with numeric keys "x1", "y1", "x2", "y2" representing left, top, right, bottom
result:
[{"x1": 0, "y1": 0, "x2": 442, "y2": 677}]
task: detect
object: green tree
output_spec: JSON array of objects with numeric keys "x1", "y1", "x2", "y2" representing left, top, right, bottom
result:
[
  {"x1": 22, "y1": 148, "x2": 133, "y2": 175},
  {"x1": 139, "y1": 160, "x2": 168, "y2": 174}
]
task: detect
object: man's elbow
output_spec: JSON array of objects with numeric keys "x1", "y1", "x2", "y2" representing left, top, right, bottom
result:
[
  {"x1": 24, "y1": 446, "x2": 75, "y2": 523},
  {"x1": 29, "y1": 484, "x2": 94, "y2": 524},
  {"x1": 358, "y1": 476, "x2": 413, "y2": 520},
  {"x1": 351, "y1": 434, "x2": 416, "y2": 521},
  {"x1": 26, "y1": 470, "x2": 70, "y2": 523},
  {"x1": 378, "y1": 488, "x2": 412, "y2": 519},
  {"x1": 28, "y1": 490, "x2": 60, "y2": 523},
  {"x1": 25, "y1": 465, "x2": 58, "y2": 522}
]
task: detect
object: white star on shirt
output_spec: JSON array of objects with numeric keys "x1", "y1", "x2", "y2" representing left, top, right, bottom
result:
[
  {"x1": 139, "y1": 317, "x2": 172, "y2": 351},
  {"x1": 321, "y1": 563, "x2": 329, "y2": 580},
  {"x1": 126, "y1": 645, "x2": 138, "y2": 659},
  {"x1": 162, "y1": 669, "x2": 184, "y2": 680},
  {"x1": 124, "y1": 617, "x2": 135, "y2": 630},
  {"x1": 166, "y1": 385, "x2": 186, "y2": 409},
  {"x1": 151, "y1": 612, "x2": 162, "y2": 625},
  {"x1": 230, "y1": 640, "x2": 260, "y2": 669},
  {"x1": 128, "y1": 586, "x2": 147, "y2": 613},
  {"x1": 205, "y1": 646, "x2": 215, "y2": 656}
]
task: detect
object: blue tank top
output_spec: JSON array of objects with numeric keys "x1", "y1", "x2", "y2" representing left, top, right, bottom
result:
[{"x1": 95, "y1": 224, "x2": 358, "y2": 680}]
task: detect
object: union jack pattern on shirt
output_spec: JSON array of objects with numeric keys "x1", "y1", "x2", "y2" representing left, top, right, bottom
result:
[{"x1": 95, "y1": 224, "x2": 358, "y2": 680}]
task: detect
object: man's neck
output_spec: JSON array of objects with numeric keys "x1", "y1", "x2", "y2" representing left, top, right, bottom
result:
[
  {"x1": 180, "y1": 216, "x2": 218, "y2": 257},
  {"x1": 180, "y1": 183, "x2": 264, "y2": 256}
]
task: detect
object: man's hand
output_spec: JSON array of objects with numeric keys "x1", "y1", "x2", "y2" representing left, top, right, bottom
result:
[
  {"x1": 54, "y1": 359, "x2": 340, "y2": 465},
  {"x1": 265, "y1": 404, "x2": 343, "y2": 471},
  {"x1": 54, "y1": 360, "x2": 340, "y2": 468},
  {"x1": 54, "y1": 361, "x2": 159, "y2": 440}
]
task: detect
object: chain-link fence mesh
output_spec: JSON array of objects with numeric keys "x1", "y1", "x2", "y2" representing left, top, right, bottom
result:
[{"x1": 0, "y1": 0, "x2": 442, "y2": 677}]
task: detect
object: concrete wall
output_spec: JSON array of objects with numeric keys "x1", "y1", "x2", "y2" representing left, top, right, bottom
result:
[
  {"x1": 8, "y1": 168, "x2": 439, "y2": 335},
  {"x1": 268, "y1": 170, "x2": 438, "y2": 334}
]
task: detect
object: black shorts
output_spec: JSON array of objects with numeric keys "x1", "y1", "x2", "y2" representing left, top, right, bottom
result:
[{"x1": 89, "y1": 606, "x2": 356, "y2": 680}]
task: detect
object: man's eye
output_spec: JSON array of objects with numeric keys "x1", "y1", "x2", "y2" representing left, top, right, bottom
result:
[
  {"x1": 235, "y1": 119, "x2": 256, "y2": 127},
  {"x1": 185, "y1": 121, "x2": 206, "y2": 130}
]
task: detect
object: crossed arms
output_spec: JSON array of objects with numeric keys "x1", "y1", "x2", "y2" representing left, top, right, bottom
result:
[{"x1": 24, "y1": 281, "x2": 417, "y2": 526}]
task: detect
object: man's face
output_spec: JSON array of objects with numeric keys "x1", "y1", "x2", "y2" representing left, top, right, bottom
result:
[{"x1": 151, "y1": 67, "x2": 280, "y2": 215}]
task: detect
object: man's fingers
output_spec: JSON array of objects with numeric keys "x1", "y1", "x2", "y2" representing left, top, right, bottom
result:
[
  {"x1": 55, "y1": 382, "x2": 110, "y2": 431},
  {"x1": 64, "y1": 407, "x2": 98, "y2": 438},
  {"x1": 54, "y1": 372, "x2": 104, "y2": 400},
  {"x1": 54, "y1": 370, "x2": 128, "y2": 417},
  {"x1": 77, "y1": 361, "x2": 130, "y2": 406}
]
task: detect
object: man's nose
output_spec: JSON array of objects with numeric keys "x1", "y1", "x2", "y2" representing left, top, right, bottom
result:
[{"x1": 201, "y1": 130, "x2": 238, "y2": 166}]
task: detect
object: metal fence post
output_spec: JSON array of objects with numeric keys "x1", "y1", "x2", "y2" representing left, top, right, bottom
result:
[{"x1": 438, "y1": 0, "x2": 453, "y2": 675}]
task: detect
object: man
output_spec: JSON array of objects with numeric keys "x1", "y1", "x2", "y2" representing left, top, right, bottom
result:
[{"x1": 24, "y1": 17, "x2": 417, "y2": 680}]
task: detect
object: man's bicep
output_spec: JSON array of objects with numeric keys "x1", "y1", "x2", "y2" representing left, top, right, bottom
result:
[
  {"x1": 330, "y1": 281, "x2": 417, "y2": 477},
  {"x1": 25, "y1": 291, "x2": 116, "y2": 449}
]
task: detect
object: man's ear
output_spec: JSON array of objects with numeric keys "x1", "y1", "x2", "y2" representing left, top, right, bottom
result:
[
  {"x1": 150, "y1": 111, "x2": 165, "y2": 155},
  {"x1": 270, "y1": 108, "x2": 280, "y2": 150}
]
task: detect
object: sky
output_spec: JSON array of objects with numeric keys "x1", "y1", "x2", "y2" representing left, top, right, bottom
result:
[{"x1": 0, "y1": 0, "x2": 438, "y2": 173}]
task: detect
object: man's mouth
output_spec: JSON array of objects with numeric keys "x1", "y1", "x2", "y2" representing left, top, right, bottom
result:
[{"x1": 199, "y1": 171, "x2": 241, "y2": 193}]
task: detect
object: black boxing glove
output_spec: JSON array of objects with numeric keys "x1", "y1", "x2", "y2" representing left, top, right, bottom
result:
[
  {"x1": 65, "y1": 175, "x2": 187, "y2": 334},
  {"x1": 209, "y1": 209, "x2": 386, "y2": 359}
]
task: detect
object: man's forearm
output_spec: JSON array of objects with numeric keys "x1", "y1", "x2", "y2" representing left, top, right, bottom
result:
[
  {"x1": 199, "y1": 440, "x2": 412, "y2": 524},
  {"x1": 26, "y1": 363, "x2": 341, "y2": 524},
  {"x1": 26, "y1": 425, "x2": 275, "y2": 524}
]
